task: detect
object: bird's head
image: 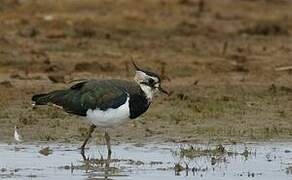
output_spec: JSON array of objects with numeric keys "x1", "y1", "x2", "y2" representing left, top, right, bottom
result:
[{"x1": 132, "y1": 61, "x2": 168, "y2": 100}]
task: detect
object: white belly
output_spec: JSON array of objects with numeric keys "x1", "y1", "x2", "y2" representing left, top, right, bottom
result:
[{"x1": 85, "y1": 97, "x2": 130, "y2": 128}]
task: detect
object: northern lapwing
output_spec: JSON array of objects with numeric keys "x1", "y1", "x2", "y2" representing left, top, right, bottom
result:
[{"x1": 32, "y1": 62, "x2": 168, "y2": 159}]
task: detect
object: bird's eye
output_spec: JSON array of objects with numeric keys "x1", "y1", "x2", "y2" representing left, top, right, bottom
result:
[{"x1": 148, "y1": 78, "x2": 154, "y2": 85}]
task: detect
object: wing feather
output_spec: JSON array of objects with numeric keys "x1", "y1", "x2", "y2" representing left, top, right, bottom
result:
[
  {"x1": 61, "y1": 80, "x2": 128, "y2": 116},
  {"x1": 32, "y1": 80, "x2": 131, "y2": 116}
]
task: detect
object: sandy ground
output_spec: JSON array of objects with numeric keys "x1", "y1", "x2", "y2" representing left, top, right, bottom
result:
[{"x1": 0, "y1": 0, "x2": 292, "y2": 144}]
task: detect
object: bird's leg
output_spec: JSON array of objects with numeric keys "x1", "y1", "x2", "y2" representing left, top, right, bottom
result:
[
  {"x1": 104, "y1": 130, "x2": 111, "y2": 179},
  {"x1": 104, "y1": 131, "x2": 112, "y2": 158},
  {"x1": 80, "y1": 124, "x2": 96, "y2": 160}
]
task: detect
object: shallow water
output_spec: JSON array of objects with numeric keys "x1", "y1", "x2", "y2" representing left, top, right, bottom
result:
[{"x1": 0, "y1": 142, "x2": 291, "y2": 180}]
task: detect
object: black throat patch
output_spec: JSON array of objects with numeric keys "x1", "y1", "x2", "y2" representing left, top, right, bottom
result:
[{"x1": 128, "y1": 89, "x2": 150, "y2": 119}]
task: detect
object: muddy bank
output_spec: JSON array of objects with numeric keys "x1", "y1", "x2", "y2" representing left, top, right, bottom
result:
[{"x1": 0, "y1": 0, "x2": 292, "y2": 143}]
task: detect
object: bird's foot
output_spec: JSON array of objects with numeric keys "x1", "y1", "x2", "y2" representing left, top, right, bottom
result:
[{"x1": 80, "y1": 147, "x2": 88, "y2": 161}]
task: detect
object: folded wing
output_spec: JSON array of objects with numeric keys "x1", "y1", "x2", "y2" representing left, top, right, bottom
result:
[{"x1": 32, "y1": 80, "x2": 128, "y2": 116}]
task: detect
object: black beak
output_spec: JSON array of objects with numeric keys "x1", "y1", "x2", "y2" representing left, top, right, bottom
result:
[{"x1": 158, "y1": 86, "x2": 169, "y2": 96}]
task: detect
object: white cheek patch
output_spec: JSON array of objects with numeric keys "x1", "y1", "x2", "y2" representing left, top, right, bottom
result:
[
  {"x1": 135, "y1": 70, "x2": 160, "y2": 100},
  {"x1": 140, "y1": 84, "x2": 154, "y2": 101}
]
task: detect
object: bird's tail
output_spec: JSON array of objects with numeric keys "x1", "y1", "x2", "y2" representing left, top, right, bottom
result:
[{"x1": 32, "y1": 90, "x2": 68, "y2": 106}]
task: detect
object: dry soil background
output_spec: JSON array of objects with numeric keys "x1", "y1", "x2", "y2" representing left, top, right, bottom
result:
[{"x1": 0, "y1": 0, "x2": 291, "y2": 144}]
